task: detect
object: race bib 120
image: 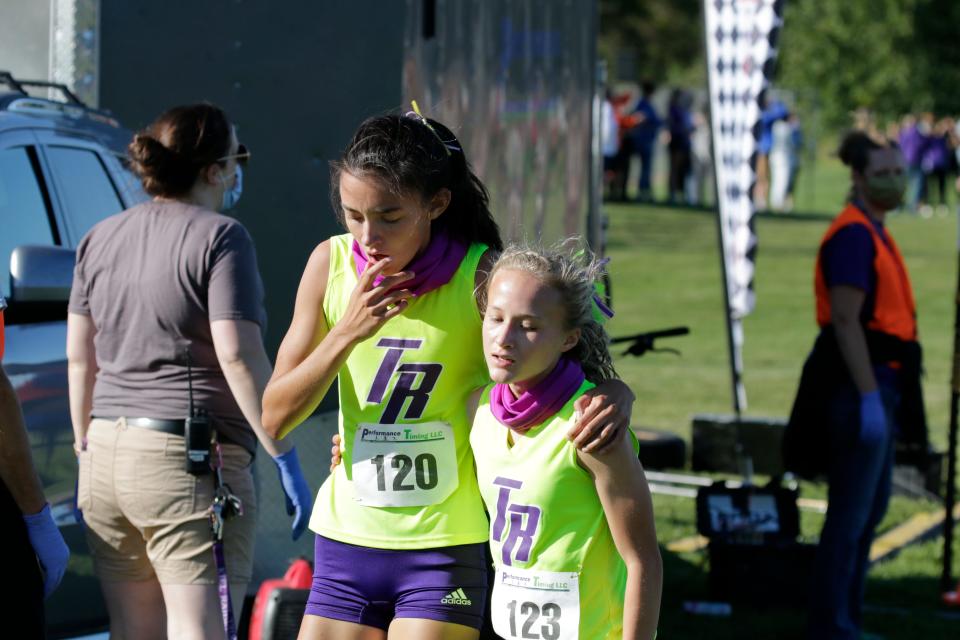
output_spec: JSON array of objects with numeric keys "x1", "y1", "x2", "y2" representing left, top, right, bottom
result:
[
  {"x1": 491, "y1": 567, "x2": 580, "y2": 640},
  {"x1": 351, "y1": 421, "x2": 459, "y2": 507}
]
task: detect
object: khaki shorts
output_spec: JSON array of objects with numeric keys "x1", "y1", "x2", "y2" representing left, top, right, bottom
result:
[{"x1": 78, "y1": 417, "x2": 257, "y2": 585}]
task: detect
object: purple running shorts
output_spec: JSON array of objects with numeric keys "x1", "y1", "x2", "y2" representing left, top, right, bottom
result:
[{"x1": 304, "y1": 535, "x2": 489, "y2": 631}]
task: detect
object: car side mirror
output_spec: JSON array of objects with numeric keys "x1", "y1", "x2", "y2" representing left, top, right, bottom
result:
[{"x1": 9, "y1": 245, "x2": 76, "y2": 303}]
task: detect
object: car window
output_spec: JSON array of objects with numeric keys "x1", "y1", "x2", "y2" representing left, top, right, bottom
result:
[
  {"x1": 44, "y1": 146, "x2": 124, "y2": 241},
  {"x1": 0, "y1": 147, "x2": 55, "y2": 298}
]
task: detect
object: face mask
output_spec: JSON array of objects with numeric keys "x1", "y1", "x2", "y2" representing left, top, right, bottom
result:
[
  {"x1": 218, "y1": 165, "x2": 243, "y2": 211},
  {"x1": 863, "y1": 172, "x2": 906, "y2": 210}
]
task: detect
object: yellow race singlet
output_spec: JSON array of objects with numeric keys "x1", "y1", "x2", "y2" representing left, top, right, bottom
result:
[{"x1": 309, "y1": 234, "x2": 490, "y2": 549}]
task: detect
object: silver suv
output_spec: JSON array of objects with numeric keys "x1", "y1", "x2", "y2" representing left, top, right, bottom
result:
[{"x1": 0, "y1": 71, "x2": 148, "y2": 636}]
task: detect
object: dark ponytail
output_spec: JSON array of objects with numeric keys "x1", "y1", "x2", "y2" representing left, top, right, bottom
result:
[{"x1": 330, "y1": 113, "x2": 503, "y2": 251}]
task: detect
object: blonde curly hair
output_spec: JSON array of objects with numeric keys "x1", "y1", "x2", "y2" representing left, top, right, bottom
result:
[{"x1": 486, "y1": 240, "x2": 617, "y2": 384}]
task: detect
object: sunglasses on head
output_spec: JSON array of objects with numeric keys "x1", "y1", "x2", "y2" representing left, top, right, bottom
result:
[{"x1": 217, "y1": 143, "x2": 251, "y2": 166}]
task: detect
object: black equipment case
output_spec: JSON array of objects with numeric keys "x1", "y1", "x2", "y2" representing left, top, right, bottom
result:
[{"x1": 696, "y1": 480, "x2": 817, "y2": 605}]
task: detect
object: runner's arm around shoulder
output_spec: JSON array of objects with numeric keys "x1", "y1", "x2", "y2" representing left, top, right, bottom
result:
[
  {"x1": 578, "y1": 432, "x2": 662, "y2": 640},
  {"x1": 571, "y1": 379, "x2": 636, "y2": 452}
]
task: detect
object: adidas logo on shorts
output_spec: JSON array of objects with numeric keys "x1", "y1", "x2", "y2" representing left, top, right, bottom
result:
[{"x1": 440, "y1": 588, "x2": 472, "y2": 606}]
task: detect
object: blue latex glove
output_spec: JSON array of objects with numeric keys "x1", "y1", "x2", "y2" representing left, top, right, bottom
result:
[
  {"x1": 273, "y1": 447, "x2": 313, "y2": 540},
  {"x1": 859, "y1": 390, "x2": 887, "y2": 444},
  {"x1": 23, "y1": 503, "x2": 71, "y2": 598},
  {"x1": 73, "y1": 474, "x2": 84, "y2": 526}
]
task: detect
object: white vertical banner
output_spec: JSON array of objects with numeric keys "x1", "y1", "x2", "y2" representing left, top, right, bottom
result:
[{"x1": 704, "y1": 0, "x2": 785, "y2": 412}]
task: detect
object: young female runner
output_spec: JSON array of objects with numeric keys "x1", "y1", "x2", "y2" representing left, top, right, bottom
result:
[
  {"x1": 470, "y1": 245, "x2": 661, "y2": 639},
  {"x1": 261, "y1": 108, "x2": 635, "y2": 640}
]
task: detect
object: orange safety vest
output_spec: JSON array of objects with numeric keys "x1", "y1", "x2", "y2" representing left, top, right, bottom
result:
[{"x1": 814, "y1": 203, "x2": 917, "y2": 342}]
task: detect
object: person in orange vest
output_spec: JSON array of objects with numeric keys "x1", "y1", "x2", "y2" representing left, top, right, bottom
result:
[{"x1": 806, "y1": 131, "x2": 921, "y2": 640}]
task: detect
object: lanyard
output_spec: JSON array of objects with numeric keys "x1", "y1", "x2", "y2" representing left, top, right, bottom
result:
[{"x1": 210, "y1": 438, "x2": 242, "y2": 640}]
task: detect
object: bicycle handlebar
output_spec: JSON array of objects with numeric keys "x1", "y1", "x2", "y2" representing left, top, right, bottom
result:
[{"x1": 610, "y1": 326, "x2": 690, "y2": 344}]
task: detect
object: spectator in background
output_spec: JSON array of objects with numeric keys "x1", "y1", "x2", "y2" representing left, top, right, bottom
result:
[
  {"x1": 921, "y1": 117, "x2": 952, "y2": 217},
  {"x1": 754, "y1": 95, "x2": 789, "y2": 210},
  {"x1": 770, "y1": 111, "x2": 803, "y2": 212},
  {"x1": 606, "y1": 90, "x2": 634, "y2": 201},
  {"x1": 601, "y1": 88, "x2": 621, "y2": 199},
  {"x1": 851, "y1": 107, "x2": 879, "y2": 138},
  {"x1": 0, "y1": 296, "x2": 71, "y2": 637},
  {"x1": 898, "y1": 114, "x2": 926, "y2": 213},
  {"x1": 627, "y1": 81, "x2": 662, "y2": 202},
  {"x1": 916, "y1": 112, "x2": 936, "y2": 217},
  {"x1": 786, "y1": 113, "x2": 805, "y2": 210},
  {"x1": 667, "y1": 88, "x2": 693, "y2": 204},
  {"x1": 952, "y1": 117, "x2": 960, "y2": 195},
  {"x1": 687, "y1": 110, "x2": 713, "y2": 206},
  {"x1": 884, "y1": 119, "x2": 900, "y2": 144}
]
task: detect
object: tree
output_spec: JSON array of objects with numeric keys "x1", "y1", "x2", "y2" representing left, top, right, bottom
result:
[
  {"x1": 599, "y1": 0, "x2": 704, "y2": 85},
  {"x1": 913, "y1": 0, "x2": 960, "y2": 116},
  {"x1": 601, "y1": 0, "x2": 960, "y2": 129},
  {"x1": 778, "y1": 0, "x2": 917, "y2": 127}
]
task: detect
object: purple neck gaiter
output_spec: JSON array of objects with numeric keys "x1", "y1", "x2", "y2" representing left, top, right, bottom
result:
[
  {"x1": 490, "y1": 357, "x2": 586, "y2": 434},
  {"x1": 352, "y1": 231, "x2": 467, "y2": 297}
]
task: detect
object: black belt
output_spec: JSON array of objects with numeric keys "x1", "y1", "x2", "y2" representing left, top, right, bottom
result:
[{"x1": 93, "y1": 416, "x2": 185, "y2": 435}]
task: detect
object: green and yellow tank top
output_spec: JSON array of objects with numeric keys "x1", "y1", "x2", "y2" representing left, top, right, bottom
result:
[
  {"x1": 309, "y1": 234, "x2": 490, "y2": 549},
  {"x1": 471, "y1": 380, "x2": 638, "y2": 639}
]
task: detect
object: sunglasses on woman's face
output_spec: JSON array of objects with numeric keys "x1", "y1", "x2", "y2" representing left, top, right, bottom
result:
[{"x1": 218, "y1": 143, "x2": 251, "y2": 166}]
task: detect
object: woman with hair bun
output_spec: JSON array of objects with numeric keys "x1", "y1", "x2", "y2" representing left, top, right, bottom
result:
[
  {"x1": 67, "y1": 103, "x2": 312, "y2": 640},
  {"x1": 799, "y1": 131, "x2": 923, "y2": 639}
]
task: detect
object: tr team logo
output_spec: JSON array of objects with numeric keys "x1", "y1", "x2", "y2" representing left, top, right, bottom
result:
[
  {"x1": 367, "y1": 338, "x2": 443, "y2": 422},
  {"x1": 492, "y1": 477, "x2": 542, "y2": 566}
]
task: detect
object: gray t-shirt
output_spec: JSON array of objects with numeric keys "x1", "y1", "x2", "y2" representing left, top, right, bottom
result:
[{"x1": 69, "y1": 201, "x2": 266, "y2": 454}]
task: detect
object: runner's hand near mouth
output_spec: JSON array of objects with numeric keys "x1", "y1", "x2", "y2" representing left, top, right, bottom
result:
[{"x1": 334, "y1": 258, "x2": 415, "y2": 343}]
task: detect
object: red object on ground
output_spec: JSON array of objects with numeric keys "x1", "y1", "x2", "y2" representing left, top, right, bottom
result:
[
  {"x1": 944, "y1": 587, "x2": 960, "y2": 606},
  {"x1": 248, "y1": 558, "x2": 312, "y2": 640}
]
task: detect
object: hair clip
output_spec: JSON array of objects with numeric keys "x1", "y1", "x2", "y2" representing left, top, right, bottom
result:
[
  {"x1": 592, "y1": 290, "x2": 615, "y2": 324},
  {"x1": 405, "y1": 100, "x2": 462, "y2": 156},
  {"x1": 582, "y1": 252, "x2": 614, "y2": 324}
]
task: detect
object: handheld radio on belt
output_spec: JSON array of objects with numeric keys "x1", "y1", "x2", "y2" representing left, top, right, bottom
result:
[
  {"x1": 184, "y1": 347, "x2": 212, "y2": 475},
  {"x1": 181, "y1": 344, "x2": 242, "y2": 639}
]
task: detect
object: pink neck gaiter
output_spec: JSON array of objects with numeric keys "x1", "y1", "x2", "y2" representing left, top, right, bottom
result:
[
  {"x1": 352, "y1": 230, "x2": 467, "y2": 297},
  {"x1": 490, "y1": 357, "x2": 586, "y2": 434}
]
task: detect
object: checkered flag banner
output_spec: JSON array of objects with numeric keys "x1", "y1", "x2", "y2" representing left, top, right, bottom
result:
[
  {"x1": 704, "y1": 0, "x2": 784, "y2": 410},
  {"x1": 706, "y1": 0, "x2": 784, "y2": 317}
]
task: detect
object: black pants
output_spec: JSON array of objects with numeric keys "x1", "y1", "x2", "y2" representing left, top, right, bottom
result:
[
  {"x1": 608, "y1": 137, "x2": 634, "y2": 201},
  {"x1": 927, "y1": 169, "x2": 948, "y2": 206},
  {"x1": 0, "y1": 479, "x2": 45, "y2": 639}
]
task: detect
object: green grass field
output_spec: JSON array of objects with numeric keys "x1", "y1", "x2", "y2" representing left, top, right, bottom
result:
[{"x1": 606, "y1": 156, "x2": 960, "y2": 637}]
